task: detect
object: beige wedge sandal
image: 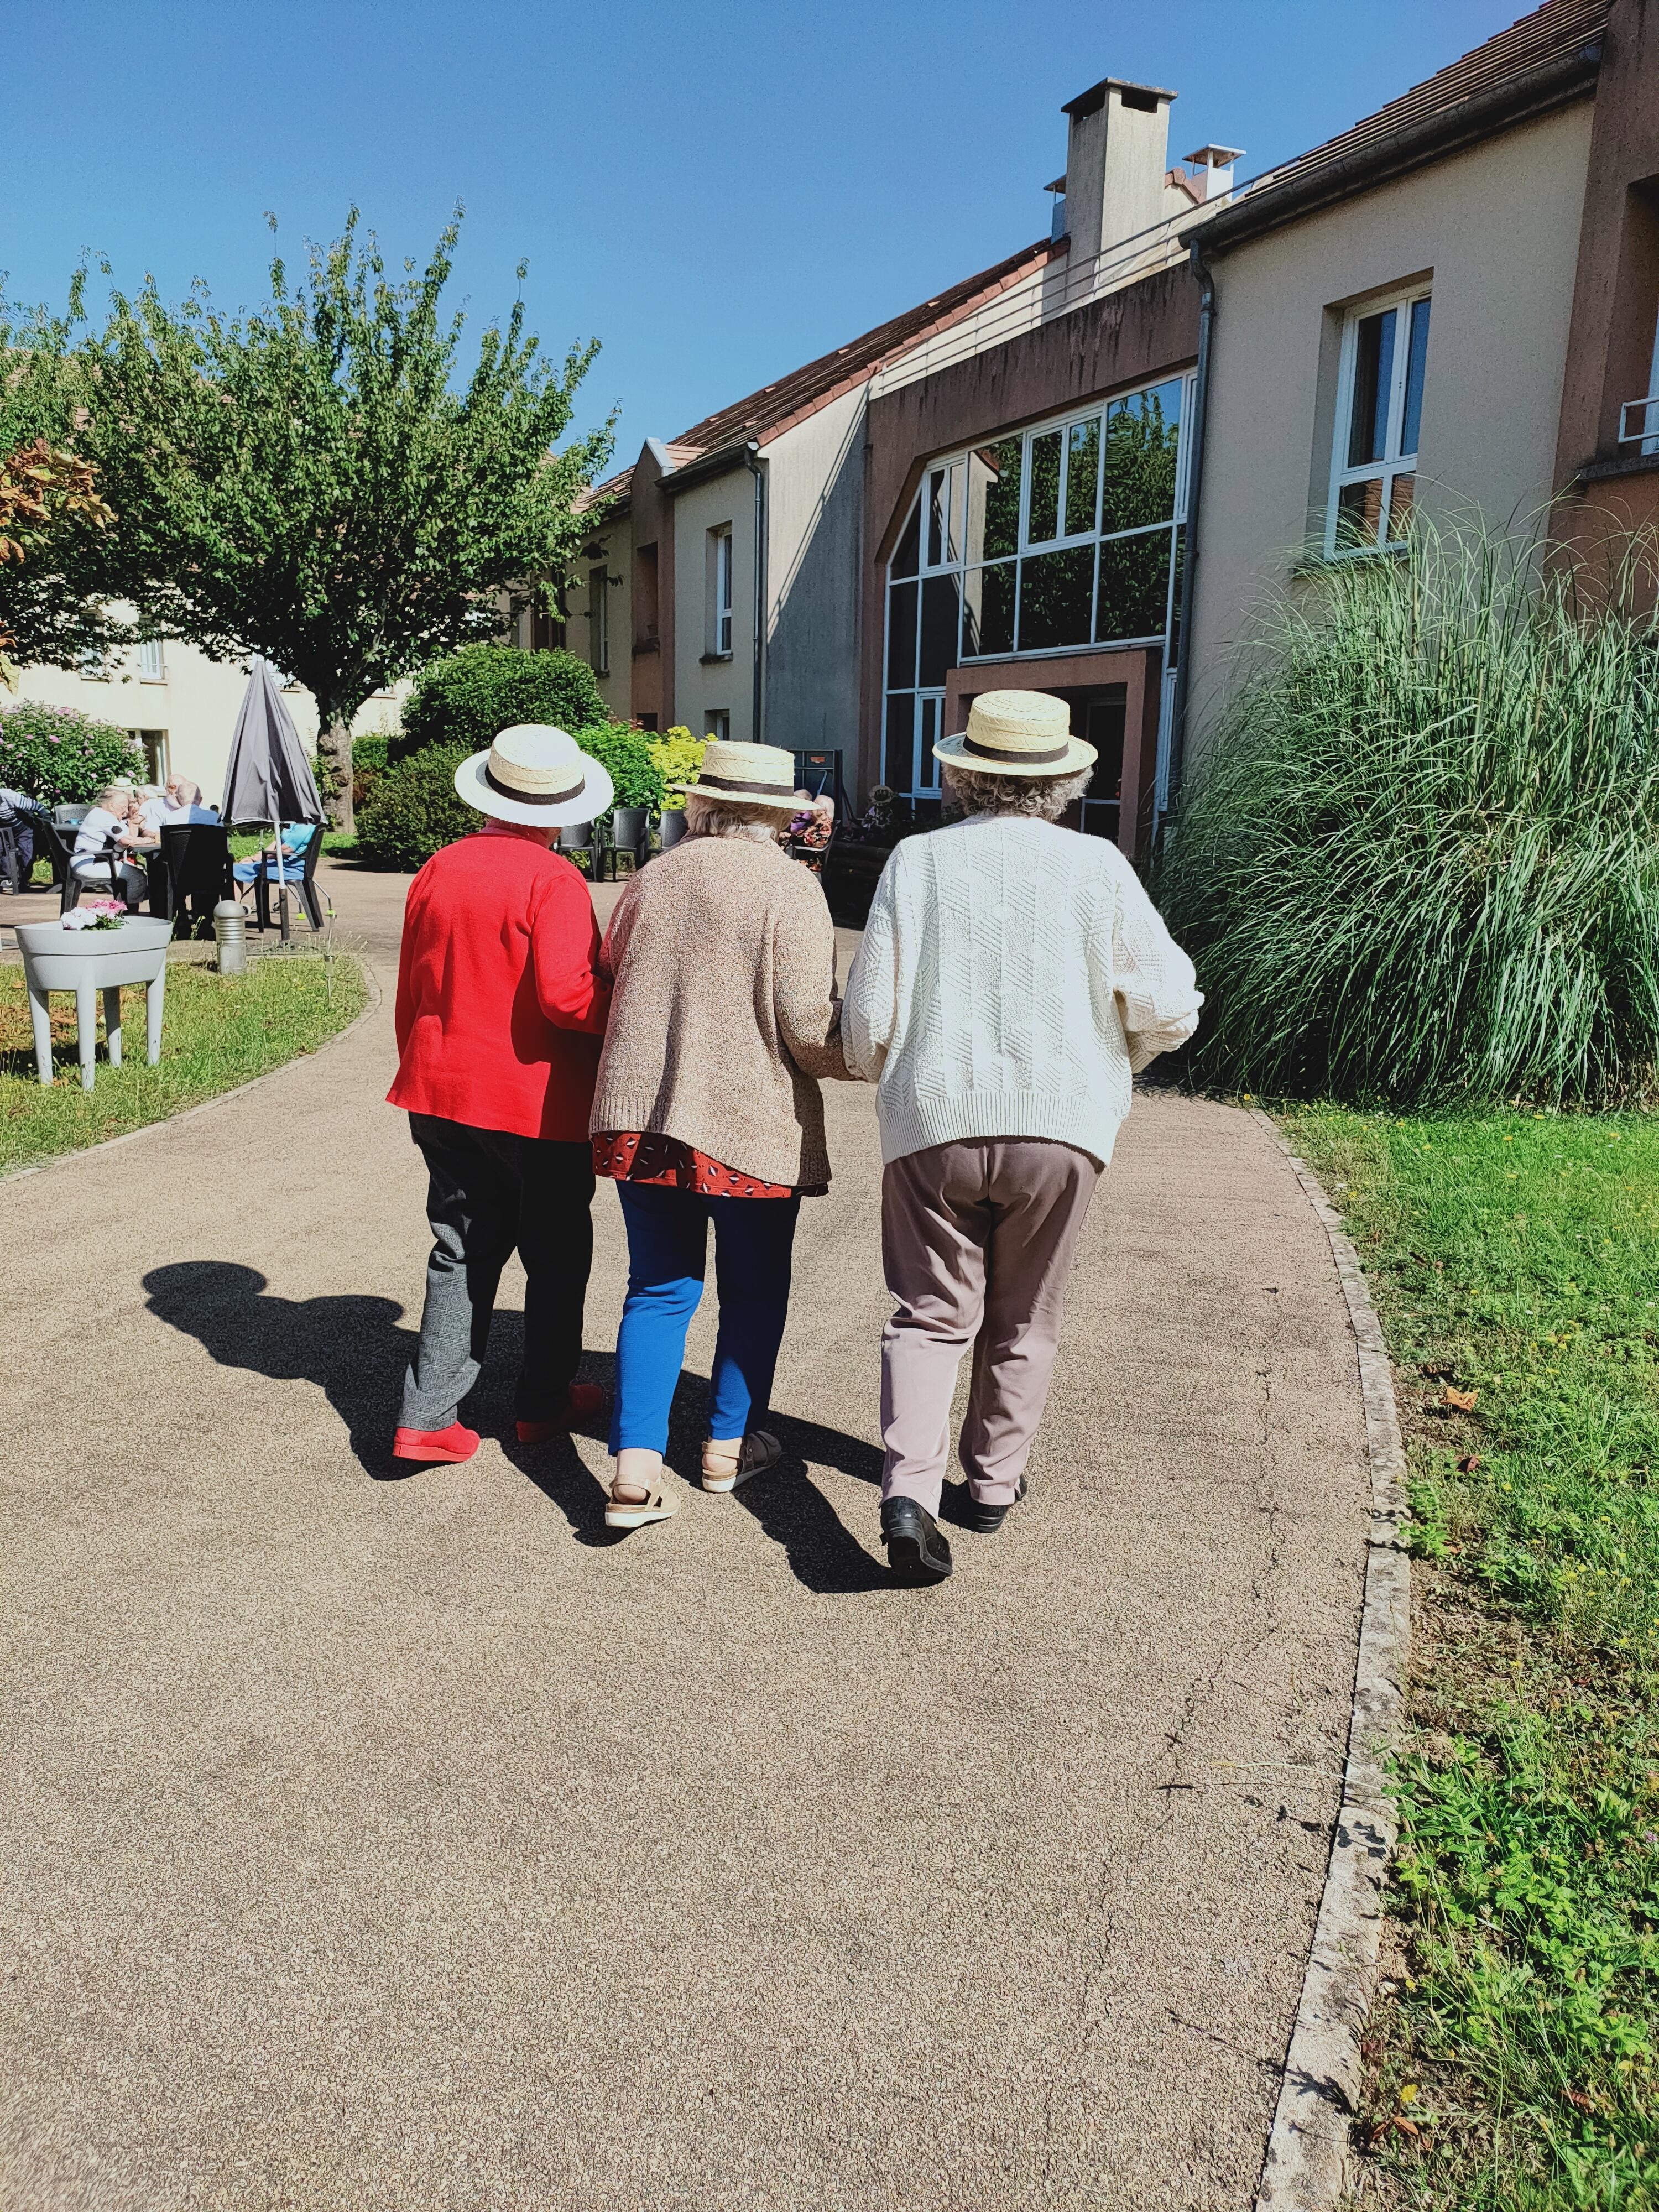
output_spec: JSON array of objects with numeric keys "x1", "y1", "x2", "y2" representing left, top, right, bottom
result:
[
  {"x1": 604, "y1": 1478, "x2": 680, "y2": 1531},
  {"x1": 701, "y1": 1430, "x2": 783, "y2": 1494}
]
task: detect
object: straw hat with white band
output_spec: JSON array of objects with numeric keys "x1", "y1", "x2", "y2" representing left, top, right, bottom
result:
[
  {"x1": 453, "y1": 724, "x2": 614, "y2": 828},
  {"x1": 669, "y1": 738, "x2": 805, "y2": 816},
  {"x1": 932, "y1": 689, "x2": 1097, "y2": 779}
]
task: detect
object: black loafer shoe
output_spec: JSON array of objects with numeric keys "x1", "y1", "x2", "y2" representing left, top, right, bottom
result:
[
  {"x1": 881, "y1": 1496, "x2": 953, "y2": 1583},
  {"x1": 962, "y1": 1475, "x2": 1027, "y2": 1534}
]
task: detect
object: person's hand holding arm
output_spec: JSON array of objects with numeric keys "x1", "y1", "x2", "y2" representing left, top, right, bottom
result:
[
  {"x1": 841, "y1": 853, "x2": 900, "y2": 1082},
  {"x1": 531, "y1": 867, "x2": 612, "y2": 1034},
  {"x1": 772, "y1": 875, "x2": 847, "y2": 1079},
  {"x1": 1106, "y1": 862, "x2": 1203, "y2": 1074}
]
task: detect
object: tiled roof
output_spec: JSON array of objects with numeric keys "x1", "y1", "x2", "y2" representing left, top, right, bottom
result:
[
  {"x1": 580, "y1": 1, "x2": 1610, "y2": 515},
  {"x1": 1229, "y1": 0, "x2": 1607, "y2": 213},
  {"x1": 587, "y1": 235, "x2": 1057, "y2": 505}
]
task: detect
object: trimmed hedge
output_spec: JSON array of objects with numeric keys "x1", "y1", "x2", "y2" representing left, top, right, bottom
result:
[
  {"x1": 356, "y1": 744, "x2": 472, "y2": 872},
  {"x1": 355, "y1": 722, "x2": 664, "y2": 872},
  {"x1": 0, "y1": 700, "x2": 143, "y2": 805},
  {"x1": 393, "y1": 645, "x2": 607, "y2": 763}
]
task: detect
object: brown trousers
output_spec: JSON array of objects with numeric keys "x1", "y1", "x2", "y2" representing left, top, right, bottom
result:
[{"x1": 879, "y1": 1138, "x2": 1099, "y2": 1513}]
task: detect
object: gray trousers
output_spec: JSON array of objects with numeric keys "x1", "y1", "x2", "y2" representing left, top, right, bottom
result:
[
  {"x1": 401, "y1": 1113, "x2": 596, "y2": 1433},
  {"x1": 880, "y1": 1138, "x2": 1098, "y2": 1512}
]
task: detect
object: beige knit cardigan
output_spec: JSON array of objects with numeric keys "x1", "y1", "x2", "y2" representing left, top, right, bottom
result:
[{"x1": 591, "y1": 836, "x2": 848, "y2": 1188}]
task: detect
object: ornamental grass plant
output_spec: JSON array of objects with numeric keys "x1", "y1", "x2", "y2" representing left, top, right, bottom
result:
[{"x1": 1159, "y1": 523, "x2": 1659, "y2": 1107}]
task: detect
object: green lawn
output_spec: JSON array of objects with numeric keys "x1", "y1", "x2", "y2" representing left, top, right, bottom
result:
[
  {"x1": 225, "y1": 828, "x2": 356, "y2": 860},
  {"x1": 1282, "y1": 1105, "x2": 1659, "y2": 2209},
  {"x1": 0, "y1": 950, "x2": 367, "y2": 1172}
]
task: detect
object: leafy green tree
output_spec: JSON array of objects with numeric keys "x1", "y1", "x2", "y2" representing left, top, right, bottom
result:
[
  {"x1": 0, "y1": 309, "x2": 131, "y2": 679},
  {"x1": 53, "y1": 210, "x2": 612, "y2": 828}
]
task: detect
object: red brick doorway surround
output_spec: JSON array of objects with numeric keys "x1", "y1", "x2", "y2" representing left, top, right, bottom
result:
[{"x1": 943, "y1": 646, "x2": 1163, "y2": 864}]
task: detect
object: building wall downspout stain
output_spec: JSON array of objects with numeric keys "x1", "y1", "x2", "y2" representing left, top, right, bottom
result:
[
  {"x1": 744, "y1": 442, "x2": 768, "y2": 743},
  {"x1": 1165, "y1": 236, "x2": 1215, "y2": 835}
]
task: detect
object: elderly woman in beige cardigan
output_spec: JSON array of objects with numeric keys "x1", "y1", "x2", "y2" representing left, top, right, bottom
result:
[{"x1": 590, "y1": 739, "x2": 847, "y2": 1531}]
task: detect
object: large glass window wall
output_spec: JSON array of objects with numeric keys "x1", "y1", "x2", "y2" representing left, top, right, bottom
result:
[{"x1": 883, "y1": 375, "x2": 1191, "y2": 800}]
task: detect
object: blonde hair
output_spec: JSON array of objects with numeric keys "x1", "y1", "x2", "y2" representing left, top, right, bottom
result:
[
  {"x1": 682, "y1": 792, "x2": 784, "y2": 844},
  {"x1": 93, "y1": 785, "x2": 130, "y2": 812}
]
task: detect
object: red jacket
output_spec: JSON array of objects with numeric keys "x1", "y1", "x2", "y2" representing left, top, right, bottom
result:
[{"x1": 387, "y1": 825, "x2": 609, "y2": 1142}]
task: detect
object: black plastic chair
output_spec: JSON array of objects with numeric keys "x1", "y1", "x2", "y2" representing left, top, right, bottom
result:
[
  {"x1": 557, "y1": 820, "x2": 597, "y2": 879},
  {"x1": 597, "y1": 806, "x2": 649, "y2": 879},
  {"x1": 51, "y1": 803, "x2": 91, "y2": 830},
  {"x1": 0, "y1": 818, "x2": 26, "y2": 893},
  {"x1": 156, "y1": 822, "x2": 233, "y2": 935},
  {"x1": 658, "y1": 807, "x2": 689, "y2": 853},
  {"x1": 252, "y1": 826, "x2": 326, "y2": 932},
  {"x1": 29, "y1": 816, "x2": 77, "y2": 902},
  {"x1": 44, "y1": 822, "x2": 142, "y2": 915}
]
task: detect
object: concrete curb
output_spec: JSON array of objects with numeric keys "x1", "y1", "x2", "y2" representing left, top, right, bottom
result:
[
  {"x1": 1, "y1": 948, "x2": 383, "y2": 1185},
  {"x1": 1248, "y1": 1109, "x2": 1412, "y2": 2212}
]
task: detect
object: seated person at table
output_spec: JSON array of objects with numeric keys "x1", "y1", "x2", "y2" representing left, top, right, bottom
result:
[
  {"x1": 72, "y1": 785, "x2": 150, "y2": 910},
  {"x1": 137, "y1": 786, "x2": 170, "y2": 835},
  {"x1": 161, "y1": 779, "x2": 220, "y2": 825},
  {"x1": 233, "y1": 820, "x2": 316, "y2": 889}
]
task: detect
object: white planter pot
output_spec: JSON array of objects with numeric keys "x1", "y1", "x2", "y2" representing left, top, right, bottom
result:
[{"x1": 14, "y1": 917, "x2": 173, "y2": 1089}]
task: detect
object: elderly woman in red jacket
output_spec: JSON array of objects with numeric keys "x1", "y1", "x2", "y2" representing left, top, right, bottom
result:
[{"x1": 386, "y1": 725, "x2": 613, "y2": 1466}]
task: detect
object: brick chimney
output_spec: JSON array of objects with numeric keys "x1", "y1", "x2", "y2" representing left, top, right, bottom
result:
[{"x1": 1060, "y1": 77, "x2": 1177, "y2": 261}]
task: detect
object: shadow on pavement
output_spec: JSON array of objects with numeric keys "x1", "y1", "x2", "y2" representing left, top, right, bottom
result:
[{"x1": 142, "y1": 1262, "x2": 892, "y2": 1589}]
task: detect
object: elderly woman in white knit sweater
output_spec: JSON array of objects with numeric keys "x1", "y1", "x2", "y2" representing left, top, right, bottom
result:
[
  {"x1": 842, "y1": 689, "x2": 1202, "y2": 1584},
  {"x1": 591, "y1": 739, "x2": 847, "y2": 1533}
]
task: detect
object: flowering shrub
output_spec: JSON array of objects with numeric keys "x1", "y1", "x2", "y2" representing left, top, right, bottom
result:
[
  {"x1": 61, "y1": 899, "x2": 127, "y2": 931},
  {"x1": 0, "y1": 701, "x2": 142, "y2": 805},
  {"x1": 645, "y1": 727, "x2": 705, "y2": 809}
]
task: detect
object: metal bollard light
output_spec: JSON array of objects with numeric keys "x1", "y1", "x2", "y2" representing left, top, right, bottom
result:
[{"x1": 213, "y1": 899, "x2": 247, "y2": 975}]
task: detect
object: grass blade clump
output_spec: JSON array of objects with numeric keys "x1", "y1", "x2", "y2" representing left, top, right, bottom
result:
[{"x1": 1159, "y1": 522, "x2": 1659, "y2": 1105}]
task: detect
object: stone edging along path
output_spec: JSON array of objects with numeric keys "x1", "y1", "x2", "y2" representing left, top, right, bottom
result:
[
  {"x1": 1249, "y1": 1108, "x2": 1412, "y2": 2212},
  {"x1": 0, "y1": 947, "x2": 382, "y2": 1185}
]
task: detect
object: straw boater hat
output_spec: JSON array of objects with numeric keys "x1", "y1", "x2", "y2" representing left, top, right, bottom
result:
[
  {"x1": 453, "y1": 724, "x2": 614, "y2": 828},
  {"x1": 932, "y1": 689, "x2": 1097, "y2": 778},
  {"x1": 670, "y1": 738, "x2": 805, "y2": 816}
]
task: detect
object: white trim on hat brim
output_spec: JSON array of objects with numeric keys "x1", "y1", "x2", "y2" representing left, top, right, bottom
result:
[
  {"x1": 665, "y1": 777, "x2": 805, "y2": 815},
  {"x1": 932, "y1": 733, "x2": 1098, "y2": 778},
  {"x1": 453, "y1": 748, "x2": 614, "y2": 828}
]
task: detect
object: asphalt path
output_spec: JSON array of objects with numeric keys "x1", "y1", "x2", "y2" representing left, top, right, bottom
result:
[{"x1": 2, "y1": 859, "x2": 1370, "y2": 2210}]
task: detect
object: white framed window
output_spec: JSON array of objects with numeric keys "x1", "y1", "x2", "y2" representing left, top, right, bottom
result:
[
  {"x1": 881, "y1": 373, "x2": 1192, "y2": 799},
  {"x1": 1327, "y1": 286, "x2": 1432, "y2": 556},
  {"x1": 137, "y1": 638, "x2": 165, "y2": 682},
  {"x1": 1619, "y1": 301, "x2": 1659, "y2": 456},
  {"x1": 588, "y1": 567, "x2": 609, "y2": 675},
  {"x1": 77, "y1": 646, "x2": 111, "y2": 680},
  {"x1": 709, "y1": 526, "x2": 734, "y2": 656},
  {"x1": 705, "y1": 710, "x2": 731, "y2": 743}
]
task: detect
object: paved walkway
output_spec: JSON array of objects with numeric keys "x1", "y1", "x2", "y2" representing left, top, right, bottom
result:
[{"x1": 2, "y1": 860, "x2": 1370, "y2": 2211}]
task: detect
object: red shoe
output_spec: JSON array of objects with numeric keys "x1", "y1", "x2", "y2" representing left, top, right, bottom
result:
[
  {"x1": 392, "y1": 1421, "x2": 480, "y2": 1465},
  {"x1": 515, "y1": 1382, "x2": 607, "y2": 1444}
]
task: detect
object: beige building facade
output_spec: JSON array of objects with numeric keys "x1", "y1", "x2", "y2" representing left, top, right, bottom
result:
[
  {"x1": 11, "y1": 629, "x2": 406, "y2": 804},
  {"x1": 1186, "y1": 40, "x2": 1608, "y2": 749}
]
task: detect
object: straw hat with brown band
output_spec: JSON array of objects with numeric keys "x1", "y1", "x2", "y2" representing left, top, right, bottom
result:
[
  {"x1": 669, "y1": 738, "x2": 806, "y2": 816},
  {"x1": 453, "y1": 724, "x2": 614, "y2": 828},
  {"x1": 932, "y1": 689, "x2": 1097, "y2": 779}
]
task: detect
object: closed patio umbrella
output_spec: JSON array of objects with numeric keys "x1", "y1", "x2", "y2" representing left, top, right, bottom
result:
[{"x1": 220, "y1": 659, "x2": 325, "y2": 943}]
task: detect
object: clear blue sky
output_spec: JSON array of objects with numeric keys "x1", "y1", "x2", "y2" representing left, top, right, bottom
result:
[{"x1": 6, "y1": 1, "x2": 1530, "y2": 470}]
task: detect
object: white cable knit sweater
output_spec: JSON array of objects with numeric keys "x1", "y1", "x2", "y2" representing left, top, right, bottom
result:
[{"x1": 842, "y1": 813, "x2": 1203, "y2": 1168}]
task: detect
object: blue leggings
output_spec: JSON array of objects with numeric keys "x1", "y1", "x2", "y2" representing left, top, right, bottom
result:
[{"x1": 611, "y1": 1181, "x2": 801, "y2": 1454}]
